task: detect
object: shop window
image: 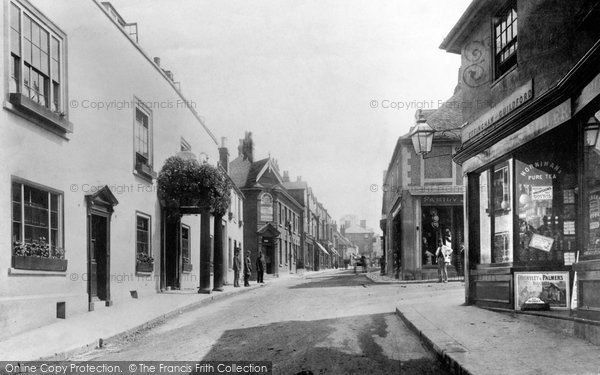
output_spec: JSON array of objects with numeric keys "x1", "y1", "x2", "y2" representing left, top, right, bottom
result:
[
  {"x1": 515, "y1": 126, "x2": 577, "y2": 264},
  {"x1": 474, "y1": 160, "x2": 513, "y2": 264},
  {"x1": 583, "y1": 111, "x2": 600, "y2": 258},
  {"x1": 12, "y1": 180, "x2": 64, "y2": 261}
]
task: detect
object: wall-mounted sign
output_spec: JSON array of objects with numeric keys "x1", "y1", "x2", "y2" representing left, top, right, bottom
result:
[
  {"x1": 462, "y1": 80, "x2": 533, "y2": 142},
  {"x1": 422, "y1": 195, "x2": 463, "y2": 206},
  {"x1": 575, "y1": 71, "x2": 600, "y2": 114},
  {"x1": 514, "y1": 272, "x2": 570, "y2": 310}
]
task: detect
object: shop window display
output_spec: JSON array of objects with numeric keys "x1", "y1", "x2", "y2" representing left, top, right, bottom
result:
[
  {"x1": 583, "y1": 111, "x2": 600, "y2": 258},
  {"x1": 515, "y1": 126, "x2": 577, "y2": 264}
]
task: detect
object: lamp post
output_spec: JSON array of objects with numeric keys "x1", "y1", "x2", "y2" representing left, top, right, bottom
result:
[
  {"x1": 585, "y1": 115, "x2": 600, "y2": 147},
  {"x1": 410, "y1": 112, "x2": 435, "y2": 156}
]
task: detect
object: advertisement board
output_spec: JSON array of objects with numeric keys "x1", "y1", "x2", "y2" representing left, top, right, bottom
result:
[{"x1": 514, "y1": 272, "x2": 570, "y2": 310}]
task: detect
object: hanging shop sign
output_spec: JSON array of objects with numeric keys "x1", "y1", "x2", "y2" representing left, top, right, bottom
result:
[
  {"x1": 462, "y1": 80, "x2": 533, "y2": 142},
  {"x1": 514, "y1": 271, "x2": 570, "y2": 310}
]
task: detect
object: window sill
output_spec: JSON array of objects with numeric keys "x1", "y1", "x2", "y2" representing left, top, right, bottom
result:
[
  {"x1": 133, "y1": 164, "x2": 157, "y2": 182},
  {"x1": 8, "y1": 267, "x2": 67, "y2": 276},
  {"x1": 8, "y1": 93, "x2": 73, "y2": 135},
  {"x1": 490, "y1": 64, "x2": 519, "y2": 89}
]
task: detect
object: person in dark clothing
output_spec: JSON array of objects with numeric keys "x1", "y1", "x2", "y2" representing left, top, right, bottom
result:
[
  {"x1": 256, "y1": 250, "x2": 266, "y2": 283},
  {"x1": 233, "y1": 248, "x2": 241, "y2": 287},
  {"x1": 244, "y1": 251, "x2": 252, "y2": 287}
]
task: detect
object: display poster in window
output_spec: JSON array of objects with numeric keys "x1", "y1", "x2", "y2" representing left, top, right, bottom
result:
[
  {"x1": 514, "y1": 272, "x2": 570, "y2": 310},
  {"x1": 528, "y1": 233, "x2": 554, "y2": 252},
  {"x1": 531, "y1": 186, "x2": 553, "y2": 201}
]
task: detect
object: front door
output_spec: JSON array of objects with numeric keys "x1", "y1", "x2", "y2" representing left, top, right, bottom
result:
[
  {"x1": 89, "y1": 213, "x2": 109, "y2": 306},
  {"x1": 165, "y1": 220, "x2": 181, "y2": 289}
]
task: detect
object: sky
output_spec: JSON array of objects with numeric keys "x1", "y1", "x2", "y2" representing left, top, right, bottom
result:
[{"x1": 111, "y1": 0, "x2": 472, "y2": 234}]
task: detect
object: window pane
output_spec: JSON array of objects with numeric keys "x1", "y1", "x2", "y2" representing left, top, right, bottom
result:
[
  {"x1": 51, "y1": 37, "x2": 60, "y2": 60},
  {"x1": 11, "y1": 3, "x2": 20, "y2": 30},
  {"x1": 32, "y1": 46, "x2": 40, "y2": 70},
  {"x1": 40, "y1": 51, "x2": 48, "y2": 75},
  {"x1": 40, "y1": 28, "x2": 48, "y2": 53},
  {"x1": 23, "y1": 15, "x2": 31, "y2": 40},
  {"x1": 13, "y1": 222, "x2": 22, "y2": 242},
  {"x1": 23, "y1": 39, "x2": 31, "y2": 63},
  {"x1": 11, "y1": 29, "x2": 21, "y2": 56},
  {"x1": 492, "y1": 162, "x2": 513, "y2": 263},
  {"x1": 31, "y1": 20, "x2": 40, "y2": 46}
]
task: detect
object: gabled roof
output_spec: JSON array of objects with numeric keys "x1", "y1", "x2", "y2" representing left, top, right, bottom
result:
[
  {"x1": 440, "y1": 0, "x2": 496, "y2": 54},
  {"x1": 257, "y1": 222, "x2": 280, "y2": 237},
  {"x1": 281, "y1": 180, "x2": 309, "y2": 190}
]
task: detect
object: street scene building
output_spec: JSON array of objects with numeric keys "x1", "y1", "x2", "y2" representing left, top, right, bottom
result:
[
  {"x1": 3, "y1": 0, "x2": 600, "y2": 372},
  {"x1": 381, "y1": 103, "x2": 464, "y2": 280},
  {"x1": 440, "y1": 0, "x2": 600, "y2": 343}
]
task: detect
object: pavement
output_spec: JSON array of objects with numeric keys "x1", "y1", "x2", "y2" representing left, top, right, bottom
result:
[
  {"x1": 376, "y1": 276, "x2": 600, "y2": 375},
  {"x1": 0, "y1": 271, "x2": 303, "y2": 361}
]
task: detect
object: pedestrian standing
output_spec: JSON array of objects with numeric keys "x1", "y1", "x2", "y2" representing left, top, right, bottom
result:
[
  {"x1": 256, "y1": 250, "x2": 265, "y2": 283},
  {"x1": 244, "y1": 251, "x2": 252, "y2": 287},
  {"x1": 436, "y1": 240, "x2": 451, "y2": 283},
  {"x1": 379, "y1": 255, "x2": 386, "y2": 275},
  {"x1": 233, "y1": 248, "x2": 241, "y2": 287}
]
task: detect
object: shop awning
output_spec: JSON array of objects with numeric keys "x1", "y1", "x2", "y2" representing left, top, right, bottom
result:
[
  {"x1": 330, "y1": 248, "x2": 340, "y2": 256},
  {"x1": 316, "y1": 242, "x2": 329, "y2": 255}
]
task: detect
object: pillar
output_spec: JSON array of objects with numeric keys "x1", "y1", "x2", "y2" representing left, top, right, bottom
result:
[
  {"x1": 199, "y1": 209, "x2": 212, "y2": 294},
  {"x1": 213, "y1": 214, "x2": 224, "y2": 291}
]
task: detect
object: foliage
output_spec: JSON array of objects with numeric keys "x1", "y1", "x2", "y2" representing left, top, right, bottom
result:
[
  {"x1": 13, "y1": 239, "x2": 64, "y2": 259},
  {"x1": 137, "y1": 252, "x2": 154, "y2": 264},
  {"x1": 157, "y1": 156, "x2": 233, "y2": 217}
]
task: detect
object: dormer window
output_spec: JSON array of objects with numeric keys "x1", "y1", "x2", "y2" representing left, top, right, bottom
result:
[{"x1": 494, "y1": 2, "x2": 518, "y2": 78}]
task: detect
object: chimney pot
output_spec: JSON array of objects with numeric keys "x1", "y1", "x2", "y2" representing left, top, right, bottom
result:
[{"x1": 360, "y1": 220, "x2": 366, "y2": 229}]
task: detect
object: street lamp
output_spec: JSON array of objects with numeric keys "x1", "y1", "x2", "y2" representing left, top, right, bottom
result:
[
  {"x1": 585, "y1": 114, "x2": 600, "y2": 147},
  {"x1": 409, "y1": 111, "x2": 463, "y2": 158}
]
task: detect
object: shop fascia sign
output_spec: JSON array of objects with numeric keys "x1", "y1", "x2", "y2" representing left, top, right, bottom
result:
[
  {"x1": 574, "y1": 71, "x2": 600, "y2": 114},
  {"x1": 462, "y1": 80, "x2": 534, "y2": 142}
]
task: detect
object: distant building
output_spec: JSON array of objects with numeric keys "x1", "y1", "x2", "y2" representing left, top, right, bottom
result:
[{"x1": 342, "y1": 219, "x2": 375, "y2": 258}]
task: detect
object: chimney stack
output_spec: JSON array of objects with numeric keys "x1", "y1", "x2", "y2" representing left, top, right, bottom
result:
[
  {"x1": 360, "y1": 220, "x2": 366, "y2": 229},
  {"x1": 283, "y1": 171, "x2": 290, "y2": 182},
  {"x1": 297, "y1": 176, "x2": 302, "y2": 182},
  {"x1": 344, "y1": 220, "x2": 351, "y2": 228},
  {"x1": 219, "y1": 137, "x2": 229, "y2": 173},
  {"x1": 153, "y1": 57, "x2": 161, "y2": 67}
]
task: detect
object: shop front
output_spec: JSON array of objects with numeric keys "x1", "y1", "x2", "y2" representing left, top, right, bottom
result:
[
  {"x1": 399, "y1": 188, "x2": 464, "y2": 280},
  {"x1": 457, "y1": 47, "x2": 600, "y2": 342}
]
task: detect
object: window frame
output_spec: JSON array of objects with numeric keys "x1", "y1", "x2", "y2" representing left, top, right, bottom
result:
[
  {"x1": 135, "y1": 212, "x2": 152, "y2": 258},
  {"x1": 6, "y1": 0, "x2": 71, "y2": 135},
  {"x1": 132, "y1": 98, "x2": 156, "y2": 181},
  {"x1": 421, "y1": 144, "x2": 457, "y2": 185},
  {"x1": 493, "y1": 1, "x2": 518, "y2": 80},
  {"x1": 11, "y1": 176, "x2": 64, "y2": 261},
  {"x1": 181, "y1": 223, "x2": 190, "y2": 265}
]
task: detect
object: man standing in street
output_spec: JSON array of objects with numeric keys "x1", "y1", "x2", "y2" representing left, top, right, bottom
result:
[
  {"x1": 244, "y1": 251, "x2": 252, "y2": 287},
  {"x1": 233, "y1": 248, "x2": 241, "y2": 287},
  {"x1": 256, "y1": 250, "x2": 266, "y2": 283}
]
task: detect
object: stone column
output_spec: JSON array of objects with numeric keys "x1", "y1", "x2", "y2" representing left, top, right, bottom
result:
[
  {"x1": 213, "y1": 214, "x2": 224, "y2": 291},
  {"x1": 273, "y1": 237, "x2": 279, "y2": 277},
  {"x1": 199, "y1": 209, "x2": 212, "y2": 294}
]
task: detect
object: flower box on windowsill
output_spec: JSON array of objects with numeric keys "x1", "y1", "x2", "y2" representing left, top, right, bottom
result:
[
  {"x1": 9, "y1": 93, "x2": 73, "y2": 134},
  {"x1": 136, "y1": 262, "x2": 154, "y2": 273},
  {"x1": 183, "y1": 263, "x2": 193, "y2": 273},
  {"x1": 12, "y1": 255, "x2": 68, "y2": 272}
]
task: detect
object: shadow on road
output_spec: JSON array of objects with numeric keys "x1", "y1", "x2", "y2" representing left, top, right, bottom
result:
[
  {"x1": 289, "y1": 273, "x2": 386, "y2": 289},
  {"x1": 197, "y1": 313, "x2": 449, "y2": 375}
]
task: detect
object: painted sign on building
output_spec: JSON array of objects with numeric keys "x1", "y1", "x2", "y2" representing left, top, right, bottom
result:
[
  {"x1": 260, "y1": 193, "x2": 273, "y2": 222},
  {"x1": 462, "y1": 80, "x2": 533, "y2": 142}
]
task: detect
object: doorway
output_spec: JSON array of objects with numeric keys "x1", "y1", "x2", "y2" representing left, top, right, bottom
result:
[
  {"x1": 86, "y1": 186, "x2": 117, "y2": 311},
  {"x1": 263, "y1": 244, "x2": 274, "y2": 274},
  {"x1": 165, "y1": 220, "x2": 181, "y2": 290}
]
